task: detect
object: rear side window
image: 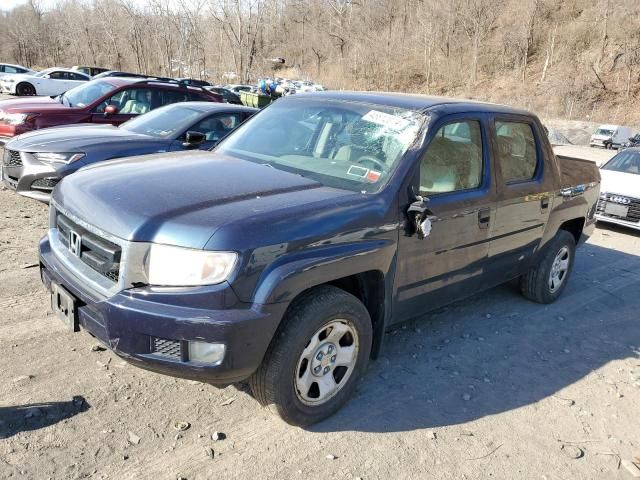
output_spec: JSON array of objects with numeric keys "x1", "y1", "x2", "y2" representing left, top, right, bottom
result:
[
  {"x1": 420, "y1": 120, "x2": 483, "y2": 194},
  {"x1": 495, "y1": 121, "x2": 539, "y2": 183}
]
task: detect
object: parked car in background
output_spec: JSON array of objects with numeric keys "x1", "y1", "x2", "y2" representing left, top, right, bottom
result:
[
  {"x1": 0, "y1": 78, "x2": 221, "y2": 140},
  {"x1": 72, "y1": 66, "x2": 109, "y2": 77},
  {"x1": 224, "y1": 84, "x2": 253, "y2": 93},
  {"x1": 620, "y1": 133, "x2": 640, "y2": 151},
  {"x1": 93, "y1": 71, "x2": 174, "y2": 82},
  {"x1": 1, "y1": 102, "x2": 256, "y2": 202},
  {"x1": 38, "y1": 92, "x2": 599, "y2": 426},
  {"x1": 0, "y1": 63, "x2": 35, "y2": 79},
  {"x1": 596, "y1": 148, "x2": 640, "y2": 231},
  {"x1": 590, "y1": 124, "x2": 634, "y2": 149},
  {"x1": 205, "y1": 86, "x2": 242, "y2": 104},
  {"x1": 0, "y1": 67, "x2": 91, "y2": 96},
  {"x1": 178, "y1": 78, "x2": 211, "y2": 87}
]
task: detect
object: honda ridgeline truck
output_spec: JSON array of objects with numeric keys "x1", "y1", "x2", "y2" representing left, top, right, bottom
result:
[{"x1": 39, "y1": 92, "x2": 600, "y2": 426}]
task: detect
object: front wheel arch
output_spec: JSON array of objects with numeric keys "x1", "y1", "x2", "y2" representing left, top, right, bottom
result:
[{"x1": 16, "y1": 82, "x2": 36, "y2": 96}]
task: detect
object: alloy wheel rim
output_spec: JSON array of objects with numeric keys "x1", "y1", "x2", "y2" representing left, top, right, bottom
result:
[
  {"x1": 294, "y1": 319, "x2": 359, "y2": 406},
  {"x1": 549, "y1": 246, "x2": 570, "y2": 293}
]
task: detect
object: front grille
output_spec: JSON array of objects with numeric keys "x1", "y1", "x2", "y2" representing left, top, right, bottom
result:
[
  {"x1": 151, "y1": 337, "x2": 183, "y2": 360},
  {"x1": 55, "y1": 213, "x2": 122, "y2": 283},
  {"x1": 31, "y1": 177, "x2": 60, "y2": 191},
  {"x1": 3, "y1": 149, "x2": 22, "y2": 167},
  {"x1": 597, "y1": 193, "x2": 640, "y2": 222}
]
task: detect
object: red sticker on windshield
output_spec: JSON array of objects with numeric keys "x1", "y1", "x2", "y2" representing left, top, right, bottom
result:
[{"x1": 367, "y1": 170, "x2": 381, "y2": 182}]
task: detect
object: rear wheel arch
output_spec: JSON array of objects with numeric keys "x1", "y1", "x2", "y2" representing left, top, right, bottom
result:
[{"x1": 558, "y1": 217, "x2": 585, "y2": 245}]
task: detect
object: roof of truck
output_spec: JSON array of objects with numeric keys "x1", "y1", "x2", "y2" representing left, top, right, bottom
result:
[{"x1": 296, "y1": 91, "x2": 532, "y2": 116}]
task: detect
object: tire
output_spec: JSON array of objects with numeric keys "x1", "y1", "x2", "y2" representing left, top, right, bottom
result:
[
  {"x1": 520, "y1": 230, "x2": 576, "y2": 304},
  {"x1": 16, "y1": 82, "x2": 36, "y2": 96},
  {"x1": 249, "y1": 285, "x2": 373, "y2": 426}
]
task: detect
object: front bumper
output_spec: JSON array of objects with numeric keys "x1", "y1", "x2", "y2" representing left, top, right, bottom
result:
[
  {"x1": 596, "y1": 214, "x2": 640, "y2": 232},
  {"x1": 39, "y1": 235, "x2": 287, "y2": 385},
  {"x1": 1, "y1": 150, "x2": 60, "y2": 203},
  {"x1": 0, "y1": 83, "x2": 16, "y2": 94}
]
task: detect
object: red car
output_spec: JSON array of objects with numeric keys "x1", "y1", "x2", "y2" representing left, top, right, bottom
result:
[{"x1": 0, "y1": 78, "x2": 221, "y2": 141}]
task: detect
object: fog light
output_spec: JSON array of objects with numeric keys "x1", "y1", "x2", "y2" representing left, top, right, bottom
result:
[{"x1": 188, "y1": 341, "x2": 226, "y2": 365}]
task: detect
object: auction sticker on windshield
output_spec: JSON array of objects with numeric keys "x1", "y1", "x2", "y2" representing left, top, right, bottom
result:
[{"x1": 362, "y1": 110, "x2": 411, "y2": 131}]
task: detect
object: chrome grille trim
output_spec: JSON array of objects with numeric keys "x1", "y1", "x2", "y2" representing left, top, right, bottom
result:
[{"x1": 48, "y1": 200, "x2": 150, "y2": 298}]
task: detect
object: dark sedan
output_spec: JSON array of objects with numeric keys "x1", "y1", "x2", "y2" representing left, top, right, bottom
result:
[{"x1": 1, "y1": 102, "x2": 257, "y2": 202}]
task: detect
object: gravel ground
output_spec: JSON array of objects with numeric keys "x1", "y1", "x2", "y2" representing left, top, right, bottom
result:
[{"x1": 1, "y1": 187, "x2": 640, "y2": 480}]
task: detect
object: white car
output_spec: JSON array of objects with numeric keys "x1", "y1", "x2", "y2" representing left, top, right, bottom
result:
[
  {"x1": 0, "y1": 63, "x2": 35, "y2": 79},
  {"x1": 0, "y1": 67, "x2": 91, "y2": 96},
  {"x1": 596, "y1": 147, "x2": 640, "y2": 231}
]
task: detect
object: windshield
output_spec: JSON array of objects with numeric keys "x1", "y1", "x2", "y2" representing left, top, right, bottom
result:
[
  {"x1": 217, "y1": 99, "x2": 424, "y2": 192},
  {"x1": 61, "y1": 80, "x2": 119, "y2": 107},
  {"x1": 121, "y1": 104, "x2": 202, "y2": 138},
  {"x1": 595, "y1": 128, "x2": 614, "y2": 136},
  {"x1": 602, "y1": 150, "x2": 640, "y2": 175}
]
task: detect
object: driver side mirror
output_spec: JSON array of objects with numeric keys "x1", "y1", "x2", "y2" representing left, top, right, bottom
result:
[
  {"x1": 104, "y1": 105, "x2": 118, "y2": 116},
  {"x1": 43, "y1": 74, "x2": 50, "y2": 79},
  {"x1": 406, "y1": 188, "x2": 434, "y2": 240},
  {"x1": 182, "y1": 131, "x2": 206, "y2": 148}
]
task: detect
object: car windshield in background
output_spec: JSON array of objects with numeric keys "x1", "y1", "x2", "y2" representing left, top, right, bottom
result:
[
  {"x1": 596, "y1": 129, "x2": 614, "y2": 136},
  {"x1": 217, "y1": 99, "x2": 424, "y2": 192},
  {"x1": 62, "y1": 81, "x2": 119, "y2": 107},
  {"x1": 602, "y1": 150, "x2": 640, "y2": 175},
  {"x1": 120, "y1": 104, "x2": 202, "y2": 138}
]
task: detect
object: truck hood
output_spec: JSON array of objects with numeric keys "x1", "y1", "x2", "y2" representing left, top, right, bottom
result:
[
  {"x1": 0, "y1": 96, "x2": 72, "y2": 114},
  {"x1": 7, "y1": 125, "x2": 159, "y2": 152},
  {"x1": 600, "y1": 169, "x2": 640, "y2": 198},
  {"x1": 53, "y1": 151, "x2": 356, "y2": 249}
]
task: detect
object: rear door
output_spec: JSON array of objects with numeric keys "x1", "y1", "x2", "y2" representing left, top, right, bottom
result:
[
  {"x1": 487, "y1": 115, "x2": 553, "y2": 281},
  {"x1": 394, "y1": 114, "x2": 496, "y2": 322}
]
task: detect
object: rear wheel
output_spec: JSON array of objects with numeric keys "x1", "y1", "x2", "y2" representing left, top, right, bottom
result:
[
  {"x1": 16, "y1": 82, "x2": 36, "y2": 96},
  {"x1": 249, "y1": 285, "x2": 372, "y2": 426},
  {"x1": 520, "y1": 230, "x2": 576, "y2": 304}
]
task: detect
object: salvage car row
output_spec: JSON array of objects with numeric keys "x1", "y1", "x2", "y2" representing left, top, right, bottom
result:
[{"x1": 5, "y1": 78, "x2": 636, "y2": 426}]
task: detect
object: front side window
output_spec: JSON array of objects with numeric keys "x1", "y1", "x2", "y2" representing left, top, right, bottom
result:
[
  {"x1": 495, "y1": 121, "x2": 539, "y2": 183},
  {"x1": 595, "y1": 128, "x2": 614, "y2": 136},
  {"x1": 217, "y1": 98, "x2": 424, "y2": 193},
  {"x1": 4, "y1": 65, "x2": 20, "y2": 74},
  {"x1": 419, "y1": 120, "x2": 483, "y2": 194},
  {"x1": 95, "y1": 88, "x2": 158, "y2": 114},
  {"x1": 602, "y1": 150, "x2": 640, "y2": 175},
  {"x1": 48, "y1": 71, "x2": 66, "y2": 80},
  {"x1": 189, "y1": 113, "x2": 244, "y2": 142}
]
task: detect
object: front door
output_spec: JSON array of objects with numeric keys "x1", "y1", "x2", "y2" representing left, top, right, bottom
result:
[{"x1": 394, "y1": 116, "x2": 496, "y2": 322}]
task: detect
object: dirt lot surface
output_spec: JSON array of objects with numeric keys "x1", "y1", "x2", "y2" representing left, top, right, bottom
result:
[{"x1": 1, "y1": 188, "x2": 640, "y2": 480}]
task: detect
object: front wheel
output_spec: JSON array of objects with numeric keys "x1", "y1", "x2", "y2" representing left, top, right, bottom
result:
[
  {"x1": 249, "y1": 285, "x2": 372, "y2": 426},
  {"x1": 520, "y1": 230, "x2": 576, "y2": 304},
  {"x1": 16, "y1": 82, "x2": 36, "y2": 96}
]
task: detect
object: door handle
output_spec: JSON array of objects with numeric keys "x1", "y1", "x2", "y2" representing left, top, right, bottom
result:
[
  {"x1": 478, "y1": 208, "x2": 491, "y2": 229},
  {"x1": 540, "y1": 197, "x2": 549, "y2": 209}
]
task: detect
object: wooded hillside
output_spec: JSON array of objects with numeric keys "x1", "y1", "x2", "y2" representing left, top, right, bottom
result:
[{"x1": 1, "y1": 0, "x2": 639, "y2": 124}]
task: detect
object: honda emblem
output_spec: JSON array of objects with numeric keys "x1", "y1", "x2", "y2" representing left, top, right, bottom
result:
[{"x1": 69, "y1": 230, "x2": 82, "y2": 257}]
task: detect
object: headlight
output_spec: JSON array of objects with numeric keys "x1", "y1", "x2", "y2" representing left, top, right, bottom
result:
[
  {"x1": 0, "y1": 113, "x2": 38, "y2": 125},
  {"x1": 33, "y1": 152, "x2": 85, "y2": 164},
  {"x1": 146, "y1": 244, "x2": 237, "y2": 286}
]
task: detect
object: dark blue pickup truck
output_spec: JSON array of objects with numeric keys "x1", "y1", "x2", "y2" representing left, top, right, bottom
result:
[{"x1": 39, "y1": 92, "x2": 600, "y2": 426}]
